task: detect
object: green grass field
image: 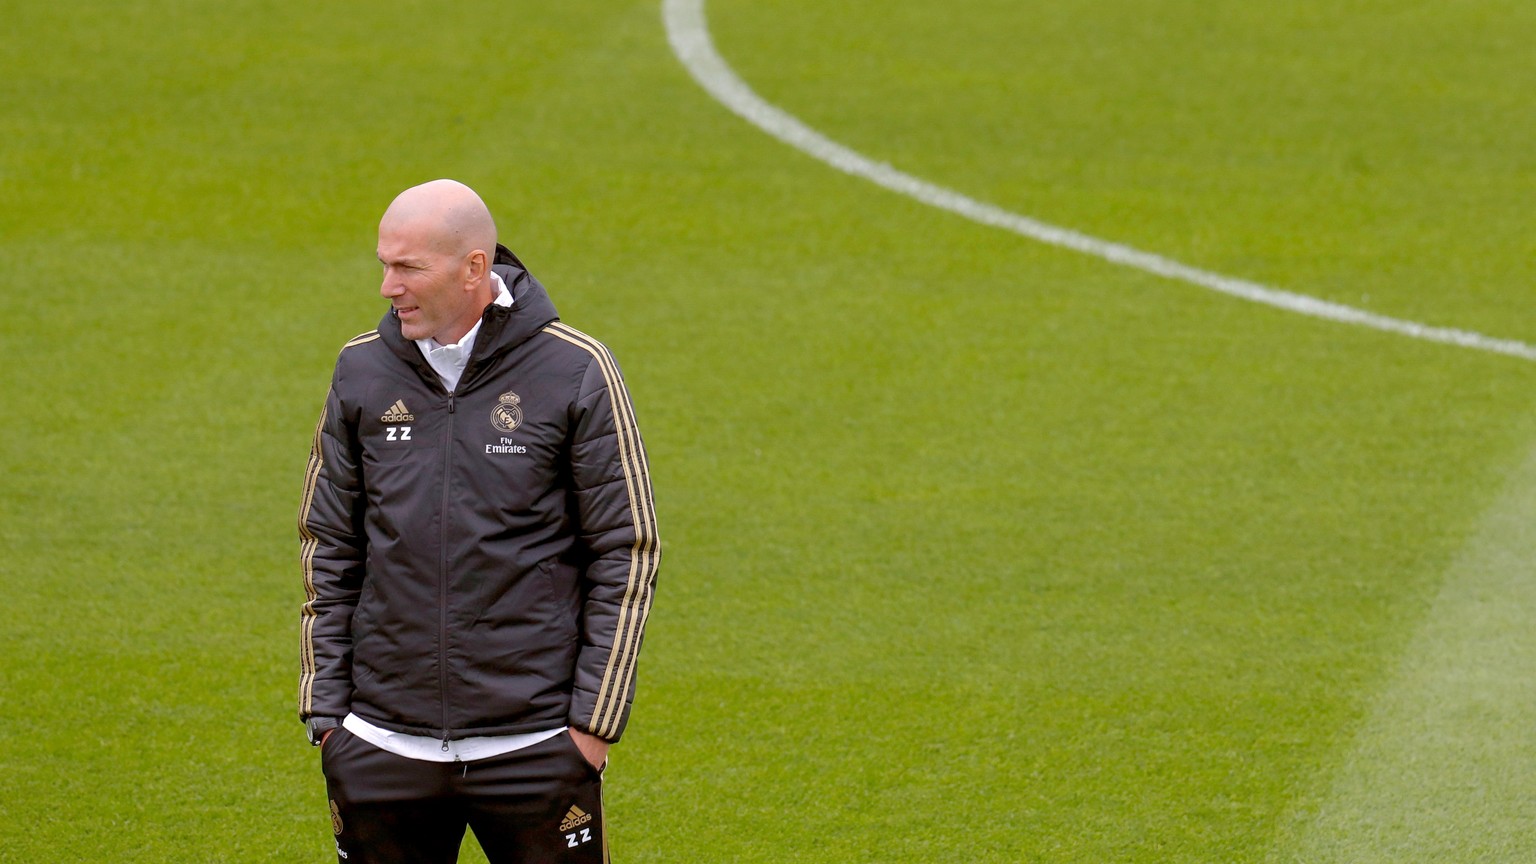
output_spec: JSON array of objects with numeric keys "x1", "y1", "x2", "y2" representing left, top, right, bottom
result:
[{"x1": 5, "y1": 1, "x2": 1536, "y2": 861}]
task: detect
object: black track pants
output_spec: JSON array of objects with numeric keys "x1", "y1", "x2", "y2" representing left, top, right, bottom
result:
[{"x1": 320, "y1": 727, "x2": 607, "y2": 864}]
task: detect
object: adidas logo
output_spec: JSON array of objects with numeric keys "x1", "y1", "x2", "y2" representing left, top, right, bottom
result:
[
  {"x1": 558, "y1": 805, "x2": 592, "y2": 832},
  {"x1": 380, "y1": 399, "x2": 415, "y2": 423}
]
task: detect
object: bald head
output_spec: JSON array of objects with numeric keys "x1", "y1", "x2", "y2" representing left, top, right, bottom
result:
[
  {"x1": 376, "y1": 180, "x2": 501, "y2": 345},
  {"x1": 380, "y1": 179, "x2": 498, "y2": 259}
]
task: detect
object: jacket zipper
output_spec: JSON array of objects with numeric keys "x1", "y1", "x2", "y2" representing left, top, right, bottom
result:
[{"x1": 439, "y1": 390, "x2": 456, "y2": 750}]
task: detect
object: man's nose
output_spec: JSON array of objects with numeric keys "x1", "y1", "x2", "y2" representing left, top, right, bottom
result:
[{"x1": 380, "y1": 275, "x2": 403, "y2": 298}]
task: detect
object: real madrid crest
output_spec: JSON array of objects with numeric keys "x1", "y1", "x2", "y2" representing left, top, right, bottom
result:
[{"x1": 491, "y1": 391, "x2": 523, "y2": 432}]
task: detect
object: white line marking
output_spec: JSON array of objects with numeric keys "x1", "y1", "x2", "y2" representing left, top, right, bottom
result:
[{"x1": 663, "y1": 0, "x2": 1536, "y2": 362}]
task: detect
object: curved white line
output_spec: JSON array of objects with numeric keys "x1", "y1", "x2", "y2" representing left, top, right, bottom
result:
[{"x1": 663, "y1": 0, "x2": 1536, "y2": 362}]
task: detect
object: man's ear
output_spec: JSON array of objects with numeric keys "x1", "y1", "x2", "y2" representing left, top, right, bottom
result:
[{"x1": 465, "y1": 248, "x2": 490, "y2": 287}]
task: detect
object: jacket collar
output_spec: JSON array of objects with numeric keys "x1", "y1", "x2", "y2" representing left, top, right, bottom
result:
[{"x1": 378, "y1": 244, "x2": 561, "y2": 387}]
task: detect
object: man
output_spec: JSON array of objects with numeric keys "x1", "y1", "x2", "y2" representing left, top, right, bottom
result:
[{"x1": 298, "y1": 179, "x2": 659, "y2": 863}]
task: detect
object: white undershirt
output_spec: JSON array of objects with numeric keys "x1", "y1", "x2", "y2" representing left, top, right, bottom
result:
[
  {"x1": 415, "y1": 271, "x2": 513, "y2": 392},
  {"x1": 367, "y1": 271, "x2": 563, "y2": 761},
  {"x1": 342, "y1": 713, "x2": 566, "y2": 763}
]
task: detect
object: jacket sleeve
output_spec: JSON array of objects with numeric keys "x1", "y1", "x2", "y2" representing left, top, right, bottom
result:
[
  {"x1": 567, "y1": 348, "x2": 660, "y2": 743},
  {"x1": 298, "y1": 379, "x2": 367, "y2": 722}
]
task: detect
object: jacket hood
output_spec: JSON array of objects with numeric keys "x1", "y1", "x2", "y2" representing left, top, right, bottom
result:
[{"x1": 378, "y1": 243, "x2": 561, "y2": 381}]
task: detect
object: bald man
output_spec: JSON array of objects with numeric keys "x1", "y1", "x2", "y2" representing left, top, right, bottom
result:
[{"x1": 299, "y1": 180, "x2": 659, "y2": 863}]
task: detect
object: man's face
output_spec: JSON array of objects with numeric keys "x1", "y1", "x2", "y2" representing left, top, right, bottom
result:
[{"x1": 377, "y1": 220, "x2": 474, "y2": 343}]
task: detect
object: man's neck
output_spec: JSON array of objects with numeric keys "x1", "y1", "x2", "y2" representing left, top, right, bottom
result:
[{"x1": 435, "y1": 287, "x2": 496, "y2": 347}]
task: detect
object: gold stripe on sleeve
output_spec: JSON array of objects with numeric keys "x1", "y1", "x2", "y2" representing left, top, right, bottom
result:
[
  {"x1": 341, "y1": 330, "x2": 380, "y2": 349},
  {"x1": 297, "y1": 401, "x2": 328, "y2": 715},
  {"x1": 543, "y1": 323, "x2": 660, "y2": 738}
]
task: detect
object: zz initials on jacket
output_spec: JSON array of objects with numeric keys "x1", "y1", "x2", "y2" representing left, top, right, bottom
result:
[{"x1": 385, "y1": 426, "x2": 412, "y2": 441}]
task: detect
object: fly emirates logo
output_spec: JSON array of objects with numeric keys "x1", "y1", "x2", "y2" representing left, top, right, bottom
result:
[{"x1": 487, "y1": 437, "x2": 527, "y2": 455}]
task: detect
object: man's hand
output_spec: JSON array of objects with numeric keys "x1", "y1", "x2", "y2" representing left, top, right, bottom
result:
[
  {"x1": 320, "y1": 728, "x2": 335, "y2": 748},
  {"x1": 568, "y1": 728, "x2": 609, "y2": 770}
]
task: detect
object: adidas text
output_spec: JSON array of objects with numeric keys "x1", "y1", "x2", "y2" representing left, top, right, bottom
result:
[
  {"x1": 559, "y1": 806, "x2": 593, "y2": 832},
  {"x1": 380, "y1": 399, "x2": 415, "y2": 423}
]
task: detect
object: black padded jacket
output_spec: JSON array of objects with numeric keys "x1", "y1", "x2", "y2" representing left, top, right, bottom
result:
[{"x1": 298, "y1": 245, "x2": 659, "y2": 743}]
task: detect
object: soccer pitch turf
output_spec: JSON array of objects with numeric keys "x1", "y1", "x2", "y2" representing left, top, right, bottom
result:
[{"x1": 3, "y1": 1, "x2": 1536, "y2": 861}]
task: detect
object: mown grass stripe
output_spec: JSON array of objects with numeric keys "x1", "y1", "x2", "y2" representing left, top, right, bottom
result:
[{"x1": 1265, "y1": 441, "x2": 1536, "y2": 863}]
